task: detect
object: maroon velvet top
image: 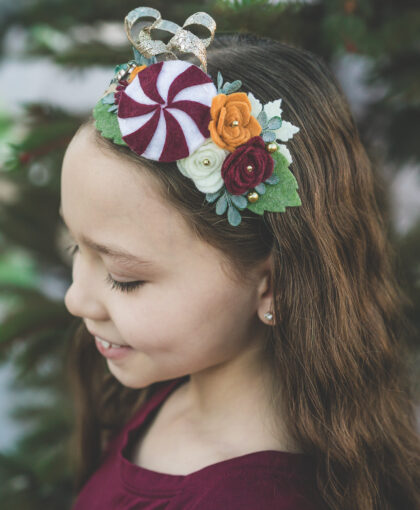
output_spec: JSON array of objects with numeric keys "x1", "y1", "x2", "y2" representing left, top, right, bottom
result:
[{"x1": 72, "y1": 375, "x2": 325, "y2": 509}]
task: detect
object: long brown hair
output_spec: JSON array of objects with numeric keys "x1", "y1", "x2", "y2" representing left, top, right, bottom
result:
[{"x1": 65, "y1": 33, "x2": 420, "y2": 509}]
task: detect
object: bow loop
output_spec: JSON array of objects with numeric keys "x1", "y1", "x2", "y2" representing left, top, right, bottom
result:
[{"x1": 124, "y1": 7, "x2": 216, "y2": 72}]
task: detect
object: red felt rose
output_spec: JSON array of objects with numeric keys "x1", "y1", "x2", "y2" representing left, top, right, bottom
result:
[{"x1": 221, "y1": 136, "x2": 274, "y2": 195}]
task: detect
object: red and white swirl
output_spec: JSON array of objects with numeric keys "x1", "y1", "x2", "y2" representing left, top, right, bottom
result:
[{"x1": 117, "y1": 61, "x2": 217, "y2": 162}]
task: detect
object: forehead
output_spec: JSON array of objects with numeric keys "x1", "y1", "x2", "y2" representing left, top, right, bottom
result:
[{"x1": 60, "y1": 124, "x2": 196, "y2": 261}]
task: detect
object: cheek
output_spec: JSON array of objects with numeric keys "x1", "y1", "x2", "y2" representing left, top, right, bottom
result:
[{"x1": 115, "y1": 277, "x2": 256, "y2": 358}]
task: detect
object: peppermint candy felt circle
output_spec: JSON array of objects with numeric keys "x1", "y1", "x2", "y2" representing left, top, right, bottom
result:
[{"x1": 117, "y1": 60, "x2": 217, "y2": 162}]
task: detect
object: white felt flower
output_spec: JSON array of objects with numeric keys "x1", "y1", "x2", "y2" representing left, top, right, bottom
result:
[
  {"x1": 248, "y1": 91, "x2": 263, "y2": 117},
  {"x1": 177, "y1": 138, "x2": 228, "y2": 193},
  {"x1": 277, "y1": 143, "x2": 293, "y2": 164},
  {"x1": 276, "y1": 120, "x2": 300, "y2": 142},
  {"x1": 249, "y1": 92, "x2": 284, "y2": 119},
  {"x1": 248, "y1": 92, "x2": 299, "y2": 142},
  {"x1": 263, "y1": 98, "x2": 283, "y2": 119}
]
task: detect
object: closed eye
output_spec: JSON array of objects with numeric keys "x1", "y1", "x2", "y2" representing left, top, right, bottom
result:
[
  {"x1": 103, "y1": 273, "x2": 145, "y2": 293},
  {"x1": 66, "y1": 243, "x2": 145, "y2": 293}
]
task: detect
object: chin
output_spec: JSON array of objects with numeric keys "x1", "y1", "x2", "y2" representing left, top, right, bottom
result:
[
  {"x1": 105, "y1": 362, "x2": 150, "y2": 389},
  {"x1": 107, "y1": 359, "x2": 189, "y2": 389}
]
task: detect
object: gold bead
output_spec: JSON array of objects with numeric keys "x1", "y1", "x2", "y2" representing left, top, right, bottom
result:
[
  {"x1": 203, "y1": 158, "x2": 210, "y2": 166},
  {"x1": 266, "y1": 142, "x2": 278, "y2": 153},
  {"x1": 231, "y1": 120, "x2": 239, "y2": 127},
  {"x1": 246, "y1": 165, "x2": 253, "y2": 172},
  {"x1": 247, "y1": 191, "x2": 259, "y2": 203}
]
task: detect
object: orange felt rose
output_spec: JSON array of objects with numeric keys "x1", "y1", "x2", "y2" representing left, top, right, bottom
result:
[{"x1": 208, "y1": 92, "x2": 262, "y2": 152}]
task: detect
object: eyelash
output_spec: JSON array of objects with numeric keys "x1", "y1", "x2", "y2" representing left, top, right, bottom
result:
[{"x1": 65, "y1": 243, "x2": 144, "y2": 293}]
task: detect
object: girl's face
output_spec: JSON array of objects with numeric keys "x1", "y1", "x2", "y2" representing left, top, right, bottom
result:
[{"x1": 60, "y1": 124, "x2": 270, "y2": 389}]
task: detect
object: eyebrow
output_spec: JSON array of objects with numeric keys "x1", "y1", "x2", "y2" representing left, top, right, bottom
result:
[{"x1": 58, "y1": 206, "x2": 157, "y2": 269}]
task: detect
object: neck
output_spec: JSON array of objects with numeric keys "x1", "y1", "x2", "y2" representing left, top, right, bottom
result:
[{"x1": 168, "y1": 339, "x2": 300, "y2": 454}]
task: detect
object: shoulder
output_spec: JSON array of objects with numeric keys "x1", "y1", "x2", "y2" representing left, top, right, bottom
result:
[{"x1": 181, "y1": 466, "x2": 325, "y2": 510}]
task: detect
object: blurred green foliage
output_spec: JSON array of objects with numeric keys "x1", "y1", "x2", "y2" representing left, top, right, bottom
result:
[{"x1": 0, "y1": 0, "x2": 419, "y2": 508}]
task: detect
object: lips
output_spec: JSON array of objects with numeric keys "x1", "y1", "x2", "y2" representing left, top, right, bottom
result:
[{"x1": 95, "y1": 337, "x2": 133, "y2": 359}]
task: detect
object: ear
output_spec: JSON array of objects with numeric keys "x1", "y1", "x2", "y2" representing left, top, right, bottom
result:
[{"x1": 255, "y1": 254, "x2": 275, "y2": 326}]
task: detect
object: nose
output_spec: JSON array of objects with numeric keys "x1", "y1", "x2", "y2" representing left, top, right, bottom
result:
[{"x1": 64, "y1": 254, "x2": 108, "y2": 321}]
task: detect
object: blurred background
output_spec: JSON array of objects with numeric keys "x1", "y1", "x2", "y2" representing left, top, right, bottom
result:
[{"x1": 0, "y1": 0, "x2": 419, "y2": 508}]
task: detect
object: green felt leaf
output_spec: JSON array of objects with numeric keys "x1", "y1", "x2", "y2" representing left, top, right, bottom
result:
[
  {"x1": 267, "y1": 116, "x2": 282, "y2": 130},
  {"x1": 215, "y1": 194, "x2": 228, "y2": 215},
  {"x1": 93, "y1": 100, "x2": 127, "y2": 146},
  {"x1": 227, "y1": 205, "x2": 242, "y2": 226},
  {"x1": 247, "y1": 150, "x2": 301, "y2": 215},
  {"x1": 230, "y1": 194, "x2": 247, "y2": 210}
]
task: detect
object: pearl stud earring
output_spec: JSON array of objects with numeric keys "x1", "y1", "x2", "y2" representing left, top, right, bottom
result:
[{"x1": 264, "y1": 312, "x2": 273, "y2": 321}]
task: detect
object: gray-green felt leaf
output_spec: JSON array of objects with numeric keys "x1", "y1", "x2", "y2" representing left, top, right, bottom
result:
[
  {"x1": 101, "y1": 93, "x2": 116, "y2": 105},
  {"x1": 215, "y1": 194, "x2": 228, "y2": 215},
  {"x1": 113, "y1": 63, "x2": 128, "y2": 75},
  {"x1": 267, "y1": 116, "x2": 282, "y2": 130},
  {"x1": 227, "y1": 206, "x2": 242, "y2": 226},
  {"x1": 93, "y1": 99, "x2": 127, "y2": 146},
  {"x1": 222, "y1": 80, "x2": 242, "y2": 95},
  {"x1": 206, "y1": 190, "x2": 223, "y2": 203},
  {"x1": 217, "y1": 71, "x2": 223, "y2": 92},
  {"x1": 265, "y1": 174, "x2": 280, "y2": 185},
  {"x1": 257, "y1": 110, "x2": 268, "y2": 129},
  {"x1": 247, "y1": 150, "x2": 301, "y2": 215},
  {"x1": 254, "y1": 182, "x2": 266, "y2": 194},
  {"x1": 262, "y1": 130, "x2": 276, "y2": 143},
  {"x1": 230, "y1": 194, "x2": 248, "y2": 209}
]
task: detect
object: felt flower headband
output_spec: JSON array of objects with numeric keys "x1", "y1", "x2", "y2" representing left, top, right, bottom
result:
[{"x1": 93, "y1": 6, "x2": 302, "y2": 226}]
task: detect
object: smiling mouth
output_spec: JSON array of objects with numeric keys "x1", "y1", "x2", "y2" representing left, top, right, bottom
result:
[
  {"x1": 85, "y1": 325, "x2": 129, "y2": 348},
  {"x1": 97, "y1": 337, "x2": 120, "y2": 349},
  {"x1": 94, "y1": 336, "x2": 130, "y2": 349},
  {"x1": 94, "y1": 337, "x2": 134, "y2": 359}
]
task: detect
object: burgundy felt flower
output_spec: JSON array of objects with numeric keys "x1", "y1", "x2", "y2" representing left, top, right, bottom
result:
[
  {"x1": 114, "y1": 79, "x2": 128, "y2": 105},
  {"x1": 221, "y1": 136, "x2": 274, "y2": 195}
]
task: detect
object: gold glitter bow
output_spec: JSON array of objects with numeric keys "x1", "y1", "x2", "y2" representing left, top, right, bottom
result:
[{"x1": 124, "y1": 7, "x2": 216, "y2": 72}]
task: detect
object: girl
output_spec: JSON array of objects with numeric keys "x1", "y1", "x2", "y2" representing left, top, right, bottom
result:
[{"x1": 60, "y1": 28, "x2": 420, "y2": 510}]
